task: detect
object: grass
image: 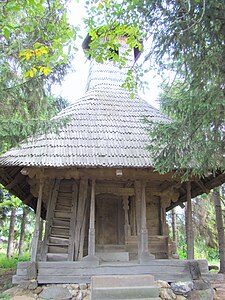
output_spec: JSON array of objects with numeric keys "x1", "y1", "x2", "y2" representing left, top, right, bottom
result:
[
  {"x1": 0, "y1": 253, "x2": 30, "y2": 296},
  {"x1": 0, "y1": 252, "x2": 30, "y2": 269}
]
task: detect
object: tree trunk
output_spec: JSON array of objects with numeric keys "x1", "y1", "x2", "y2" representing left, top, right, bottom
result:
[
  {"x1": 213, "y1": 187, "x2": 225, "y2": 273},
  {"x1": 18, "y1": 207, "x2": 28, "y2": 256},
  {"x1": 7, "y1": 208, "x2": 16, "y2": 257}
]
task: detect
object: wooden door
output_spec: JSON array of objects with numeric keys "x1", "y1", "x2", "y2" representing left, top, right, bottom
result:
[{"x1": 96, "y1": 194, "x2": 124, "y2": 245}]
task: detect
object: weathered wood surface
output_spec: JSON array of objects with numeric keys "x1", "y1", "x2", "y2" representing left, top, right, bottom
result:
[
  {"x1": 74, "y1": 178, "x2": 88, "y2": 260},
  {"x1": 31, "y1": 180, "x2": 44, "y2": 262},
  {"x1": 36, "y1": 259, "x2": 209, "y2": 284},
  {"x1": 13, "y1": 259, "x2": 215, "y2": 285},
  {"x1": 186, "y1": 181, "x2": 194, "y2": 259}
]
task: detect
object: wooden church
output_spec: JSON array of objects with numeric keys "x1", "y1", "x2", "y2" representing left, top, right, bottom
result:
[{"x1": 0, "y1": 35, "x2": 224, "y2": 284}]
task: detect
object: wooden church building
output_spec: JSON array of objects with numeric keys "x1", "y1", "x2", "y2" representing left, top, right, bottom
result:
[{"x1": 0, "y1": 36, "x2": 224, "y2": 284}]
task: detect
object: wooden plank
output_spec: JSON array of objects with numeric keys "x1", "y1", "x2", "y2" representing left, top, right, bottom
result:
[
  {"x1": 51, "y1": 227, "x2": 69, "y2": 236},
  {"x1": 186, "y1": 181, "x2": 194, "y2": 259},
  {"x1": 36, "y1": 167, "x2": 176, "y2": 182},
  {"x1": 38, "y1": 264, "x2": 188, "y2": 276},
  {"x1": 74, "y1": 178, "x2": 88, "y2": 260},
  {"x1": 31, "y1": 179, "x2": 44, "y2": 262},
  {"x1": 41, "y1": 179, "x2": 60, "y2": 261},
  {"x1": 53, "y1": 219, "x2": 70, "y2": 227},
  {"x1": 38, "y1": 275, "x2": 91, "y2": 284},
  {"x1": 96, "y1": 186, "x2": 134, "y2": 196},
  {"x1": 48, "y1": 245, "x2": 68, "y2": 253},
  {"x1": 49, "y1": 236, "x2": 69, "y2": 244},
  {"x1": 68, "y1": 180, "x2": 78, "y2": 261},
  {"x1": 46, "y1": 253, "x2": 68, "y2": 261},
  {"x1": 37, "y1": 259, "x2": 208, "y2": 270}
]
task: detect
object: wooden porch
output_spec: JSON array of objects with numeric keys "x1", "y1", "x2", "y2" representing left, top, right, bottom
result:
[{"x1": 13, "y1": 259, "x2": 223, "y2": 284}]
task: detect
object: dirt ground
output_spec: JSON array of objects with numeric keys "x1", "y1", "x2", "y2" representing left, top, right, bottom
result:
[{"x1": 212, "y1": 279, "x2": 225, "y2": 300}]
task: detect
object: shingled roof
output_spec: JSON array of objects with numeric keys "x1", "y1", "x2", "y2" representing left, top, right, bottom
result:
[{"x1": 0, "y1": 84, "x2": 169, "y2": 168}]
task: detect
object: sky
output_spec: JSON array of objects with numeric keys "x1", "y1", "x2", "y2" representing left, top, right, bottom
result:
[{"x1": 52, "y1": 1, "x2": 162, "y2": 109}]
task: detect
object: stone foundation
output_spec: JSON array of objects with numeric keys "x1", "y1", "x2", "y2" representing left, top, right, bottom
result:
[{"x1": 3, "y1": 279, "x2": 217, "y2": 300}]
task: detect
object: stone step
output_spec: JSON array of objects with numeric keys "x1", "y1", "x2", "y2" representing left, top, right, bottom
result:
[
  {"x1": 97, "y1": 298, "x2": 161, "y2": 300},
  {"x1": 104, "y1": 298, "x2": 161, "y2": 300},
  {"x1": 91, "y1": 275, "x2": 155, "y2": 287},
  {"x1": 91, "y1": 286, "x2": 159, "y2": 299},
  {"x1": 91, "y1": 275, "x2": 159, "y2": 300}
]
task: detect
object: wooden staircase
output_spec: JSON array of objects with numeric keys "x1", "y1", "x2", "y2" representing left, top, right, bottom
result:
[{"x1": 42, "y1": 179, "x2": 79, "y2": 261}]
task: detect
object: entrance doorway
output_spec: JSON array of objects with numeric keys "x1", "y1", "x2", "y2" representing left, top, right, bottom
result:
[{"x1": 96, "y1": 193, "x2": 125, "y2": 245}]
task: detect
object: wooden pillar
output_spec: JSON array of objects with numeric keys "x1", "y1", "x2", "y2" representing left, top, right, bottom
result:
[
  {"x1": 185, "y1": 181, "x2": 194, "y2": 259},
  {"x1": 159, "y1": 197, "x2": 166, "y2": 235},
  {"x1": 83, "y1": 179, "x2": 99, "y2": 265},
  {"x1": 172, "y1": 208, "x2": 177, "y2": 245},
  {"x1": 135, "y1": 180, "x2": 155, "y2": 263},
  {"x1": 123, "y1": 195, "x2": 131, "y2": 241},
  {"x1": 31, "y1": 179, "x2": 44, "y2": 262},
  {"x1": 38, "y1": 218, "x2": 44, "y2": 241},
  {"x1": 88, "y1": 179, "x2": 96, "y2": 256}
]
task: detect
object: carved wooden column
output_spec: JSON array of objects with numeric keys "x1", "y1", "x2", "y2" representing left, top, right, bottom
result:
[
  {"x1": 159, "y1": 197, "x2": 166, "y2": 235},
  {"x1": 83, "y1": 179, "x2": 99, "y2": 265},
  {"x1": 123, "y1": 195, "x2": 131, "y2": 241},
  {"x1": 185, "y1": 181, "x2": 194, "y2": 259},
  {"x1": 171, "y1": 208, "x2": 179, "y2": 257},
  {"x1": 135, "y1": 180, "x2": 155, "y2": 264},
  {"x1": 31, "y1": 178, "x2": 44, "y2": 262}
]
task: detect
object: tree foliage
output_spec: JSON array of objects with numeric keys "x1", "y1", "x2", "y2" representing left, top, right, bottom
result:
[
  {"x1": 0, "y1": 0, "x2": 78, "y2": 152},
  {"x1": 85, "y1": 0, "x2": 225, "y2": 177}
]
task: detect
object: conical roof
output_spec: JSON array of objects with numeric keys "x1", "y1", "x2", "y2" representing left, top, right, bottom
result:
[{"x1": 0, "y1": 84, "x2": 169, "y2": 168}]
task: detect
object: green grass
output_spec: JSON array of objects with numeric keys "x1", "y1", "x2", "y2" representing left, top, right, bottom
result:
[
  {"x1": 0, "y1": 291, "x2": 11, "y2": 300},
  {"x1": 0, "y1": 252, "x2": 30, "y2": 269}
]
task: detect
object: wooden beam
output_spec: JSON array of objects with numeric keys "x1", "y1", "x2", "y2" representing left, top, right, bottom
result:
[
  {"x1": 185, "y1": 181, "x2": 194, "y2": 260},
  {"x1": 96, "y1": 186, "x2": 134, "y2": 196},
  {"x1": 31, "y1": 179, "x2": 44, "y2": 262},
  {"x1": 122, "y1": 195, "x2": 131, "y2": 241},
  {"x1": 88, "y1": 179, "x2": 96, "y2": 257},
  {"x1": 27, "y1": 167, "x2": 177, "y2": 182},
  {"x1": 68, "y1": 180, "x2": 78, "y2": 261},
  {"x1": 74, "y1": 178, "x2": 88, "y2": 260},
  {"x1": 6, "y1": 172, "x2": 24, "y2": 189},
  {"x1": 196, "y1": 180, "x2": 210, "y2": 194}
]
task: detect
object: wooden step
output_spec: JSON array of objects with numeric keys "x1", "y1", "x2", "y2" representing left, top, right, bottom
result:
[
  {"x1": 51, "y1": 225, "x2": 70, "y2": 230},
  {"x1": 51, "y1": 227, "x2": 70, "y2": 236},
  {"x1": 49, "y1": 236, "x2": 69, "y2": 245},
  {"x1": 48, "y1": 245, "x2": 68, "y2": 254},
  {"x1": 54, "y1": 211, "x2": 71, "y2": 219},
  {"x1": 55, "y1": 204, "x2": 72, "y2": 211},
  {"x1": 53, "y1": 218, "x2": 70, "y2": 227},
  {"x1": 51, "y1": 234, "x2": 69, "y2": 239},
  {"x1": 46, "y1": 253, "x2": 68, "y2": 261}
]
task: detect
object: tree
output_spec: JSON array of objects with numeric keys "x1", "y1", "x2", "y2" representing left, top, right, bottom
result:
[
  {"x1": 18, "y1": 206, "x2": 28, "y2": 256},
  {"x1": 0, "y1": 0, "x2": 77, "y2": 152},
  {"x1": 7, "y1": 207, "x2": 16, "y2": 257},
  {"x1": 84, "y1": 0, "x2": 225, "y2": 177},
  {"x1": 213, "y1": 187, "x2": 225, "y2": 273}
]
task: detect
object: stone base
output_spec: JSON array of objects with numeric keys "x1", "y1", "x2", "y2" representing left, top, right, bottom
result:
[
  {"x1": 18, "y1": 279, "x2": 38, "y2": 290},
  {"x1": 91, "y1": 274, "x2": 159, "y2": 300}
]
